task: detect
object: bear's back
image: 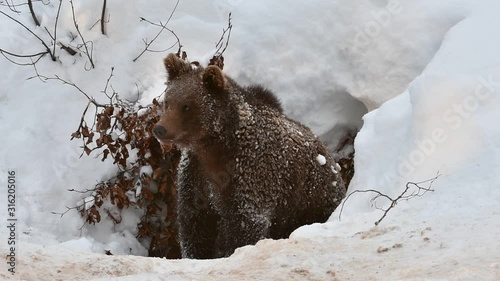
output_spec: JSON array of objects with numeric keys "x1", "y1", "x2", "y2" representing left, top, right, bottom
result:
[
  {"x1": 243, "y1": 84, "x2": 283, "y2": 113},
  {"x1": 231, "y1": 102, "x2": 344, "y2": 238}
]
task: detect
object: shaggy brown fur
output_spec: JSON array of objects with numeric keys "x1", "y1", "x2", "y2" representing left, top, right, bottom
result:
[{"x1": 153, "y1": 53, "x2": 345, "y2": 259}]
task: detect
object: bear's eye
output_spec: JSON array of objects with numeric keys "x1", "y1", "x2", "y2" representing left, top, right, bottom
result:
[{"x1": 183, "y1": 105, "x2": 190, "y2": 112}]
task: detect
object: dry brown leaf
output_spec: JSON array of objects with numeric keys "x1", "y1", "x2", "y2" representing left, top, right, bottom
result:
[{"x1": 71, "y1": 131, "x2": 81, "y2": 140}]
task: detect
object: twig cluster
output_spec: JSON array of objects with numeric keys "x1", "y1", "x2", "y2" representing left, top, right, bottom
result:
[
  {"x1": 0, "y1": 0, "x2": 97, "y2": 69},
  {"x1": 214, "y1": 12, "x2": 232, "y2": 58},
  {"x1": 1, "y1": 0, "x2": 45, "y2": 13},
  {"x1": 133, "y1": 0, "x2": 181, "y2": 62},
  {"x1": 69, "y1": 0, "x2": 95, "y2": 69},
  {"x1": 339, "y1": 173, "x2": 441, "y2": 225},
  {"x1": 0, "y1": 9, "x2": 56, "y2": 62},
  {"x1": 48, "y1": 71, "x2": 182, "y2": 257},
  {"x1": 209, "y1": 12, "x2": 233, "y2": 70}
]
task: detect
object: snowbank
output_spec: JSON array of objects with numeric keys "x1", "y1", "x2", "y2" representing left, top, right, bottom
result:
[{"x1": 293, "y1": 1, "x2": 500, "y2": 279}]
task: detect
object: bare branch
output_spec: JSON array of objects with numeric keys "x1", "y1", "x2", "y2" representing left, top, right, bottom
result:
[
  {"x1": 138, "y1": 18, "x2": 182, "y2": 55},
  {"x1": 105, "y1": 208, "x2": 122, "y2": 224},
  {"x1": 0, "y1": 49, "x2": 47, "y2": 66},
  {"x1": 44, "y1": 26, "x2": 55, "y2": 41},
  {"x1": 0, "y1": 0, "x2": 48, "y2": 9},
  {"x1": 214, "y1": 12, "x2": 232, "y2": 58},
  {"x1": 43, "y1": 0, "x2": 63, "y2": 55},
  {"x1": 101, "y1": 0, "x2": 107, "y2": 35},
  {"x1": 90, "y1": 12, "x2": 110, "y2": 32},
  {"x1": 67, "y1": 187, "x2": 98, "y2": 194},
  {"x1": 0, "y1": 10, "x2": 56, "y2": 61},
  {"x1": 133, "y1": 0, "x2": 180, "y2": 62},
  {"x1": 208, "y1": 13, "x2": 233, "y2": 69},
  {"x1": 39, "y1": 74, "x2": 105, "y2": 107},
  {"x1": 52, "y1": 0, "x2": 63, "y2": 57},
  {"x1": 339, "y1": 172, "x2": 441, "y2": 225},
  {"x1": 72, "y1": 100, "x2": 91, "y2": 143},
  {"x1": 0, "y1": 49, "x2": 48, "y2": 58},
  {"x1": 27, "y1": 0, "x2": 40, "y2": 26},
  {"x1": 51, "y1": 204, "x2": 84, "y2": 218},
  {"x1": 69, "y1": 0, "x2": 95, "y2": 69},
  {"x1": 2, "y1": 0, "x2": 20, "y2": 13},
  {"x1": 102, "y1": 67, "x2": 115, "y2": 101},
  {"x1": 145, "y1": 43, "x2": 179, "y2": 53},
  {"x1": 29, "y1": 56, "x2": 46, "y2": 82}
]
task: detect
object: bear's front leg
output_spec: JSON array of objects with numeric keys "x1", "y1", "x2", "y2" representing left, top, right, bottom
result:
[
  {"x1": 177, "y1": 151, "x2": 220, "y2": 259},
  {"x1": 214, "y1": 202, "x2": 271, "y2": 258}
]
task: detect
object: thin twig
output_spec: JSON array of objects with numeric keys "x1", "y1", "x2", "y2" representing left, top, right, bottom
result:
[
  {"x1": 68, "y1": 187, "x2": 99, "y2": 194},
  {"x1": 29, "y1": 57, "x2": 45, "y2": 82},
  {"x1": 0, "y1": 49, "x2": 47, "y2": 66},
  {"x1": 27, "y1": 0, "x2": 40, "y2": 26},
  {"x1": 80, "y1": 41, "x2": 95, "y2": 70},
  {"x1": 0, "y1": 0, "x2": 48, "y2": 8},
  {"x1": 44, "y1": 26, "x2": 55, "y2": 41},
  {"x1": 339, "y1": 172, "x2": 441, "y2": 225},
  {"x1": 214, "y1": 12, "x2": 232, "y2": 57},
  {"x1": 52, "y1": 0, "x2": 63, "y2": 58},
  {"x1": 0, "y1": 49, "x2": 48, "y2": 58},
  {"x1": 0, "y1": 10, "x2": 56, "y2": 61},
  {"x1": 133, "y1": 0, "x2": 180, "y2": 62},
  {"x1": 40, "y1": 75, "x2": 105, "y2": 107},
  {"x1": 139, "y1": 17, "x2": 182, "y2": 49},
  {"x1": 90, "y1": 14, "x2": 110, "y2": 32},
  {"x1": 101, "y1": 0, "x2": 107, "y2": 35},
  {"x1": 143, "y1": 43, "x2": 178, "y2": 53},
  {"x1": 2, "y1": 0, "x2": 20, "y2": 13},
  {"x1": 51, "y1": 204, "x2": 84, "y2": 218},
  {"x1": 69, "y1": 0, "x2": 95, "y2": 69},
  {"x1": 105, "y1": 208, "x2": 122, "y2": 224},
  {"x1": 51, "y1": 167, "x2": 135, "y2": 217},
  {"x1": 72, "y1": 100, "x2": 91, "y2": 141},
  {"x1": 102, "y1": 67, "x2": 115, "y2": 101}
]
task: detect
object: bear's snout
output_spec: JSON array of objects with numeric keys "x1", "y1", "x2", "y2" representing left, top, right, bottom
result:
[{"x1": 153, "y1": 124, "x2": 168, "y2": 140}]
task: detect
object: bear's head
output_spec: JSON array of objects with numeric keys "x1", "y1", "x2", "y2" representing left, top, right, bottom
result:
[{"x1": 153, "y1": 53, "x2": 230, "y2": 148}]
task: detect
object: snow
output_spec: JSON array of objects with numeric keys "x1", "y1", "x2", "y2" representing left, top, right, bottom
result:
[
  {"x1": 1, "y1": 0, "x2": 500, "y2": 280},
  {"x1": 315, "y1": 154, "x2": 326, "y2": 166},
  {"x1": 139, "y1": 165, "x2": 153, "y2": 177}
]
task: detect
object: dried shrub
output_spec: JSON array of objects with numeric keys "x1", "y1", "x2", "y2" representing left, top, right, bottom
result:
[{"x1": 70, "y1": 73, "x2": 181, "y2": 258}]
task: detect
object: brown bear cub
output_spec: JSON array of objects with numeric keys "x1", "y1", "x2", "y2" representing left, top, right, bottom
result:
[{"x1": 153, "y1": 53, "x2": 346, "y2": 259}]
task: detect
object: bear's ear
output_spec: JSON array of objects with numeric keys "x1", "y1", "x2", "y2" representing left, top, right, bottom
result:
[
  {"x1": 164, "y1": 53, "x2": 191, "y2": 80},
  {"x1": 202, "y1": 65, "x2": 226, "y2": 92}
]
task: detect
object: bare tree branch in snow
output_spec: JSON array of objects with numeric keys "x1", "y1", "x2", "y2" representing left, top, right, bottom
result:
[
  {"x1": 138, "y1": 17, "x2": 182, "y2": 55},
  {"x1": 133, "y1": 0, "x2": 180, "y2": 62},
  {"x1": 101, "y1": 0, "x2": 107, "y2": 35},
  {"x1": 69, "y1": 0, "x2": 95, "y2": 69},
  {"x1": 27, "y1": 0, "x2": 40, "y2": 26},
  {"x1": 0, "y1": 9, "x2": 56, "y2": 61},
  {"x1": 339, "y1": 172, "x2": 441, "y2": 226}
]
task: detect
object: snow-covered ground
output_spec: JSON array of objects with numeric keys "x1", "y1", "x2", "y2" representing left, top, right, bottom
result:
[{"x1": 1, "y1": 0, "x2": 499, "y2": 280}]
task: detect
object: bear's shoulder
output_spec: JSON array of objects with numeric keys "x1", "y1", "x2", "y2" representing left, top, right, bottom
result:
[{"x1": 242, "y1": 84, "x2": 283, "y2": 113}]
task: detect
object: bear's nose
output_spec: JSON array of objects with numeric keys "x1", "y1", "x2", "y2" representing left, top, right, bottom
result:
[{"x1": 153, "y1": 125, "x2": 167, "y2": 140}]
